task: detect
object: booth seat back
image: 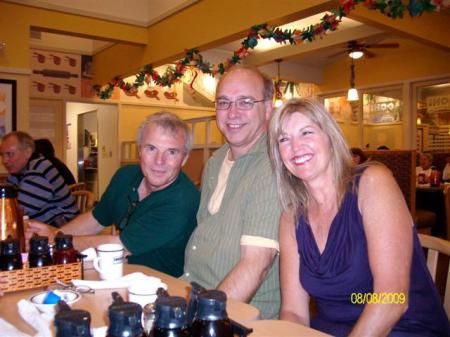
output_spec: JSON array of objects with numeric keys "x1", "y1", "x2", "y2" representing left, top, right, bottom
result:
[{"x1": 365, "y1": 150, "x2": 416, "y2": 216}]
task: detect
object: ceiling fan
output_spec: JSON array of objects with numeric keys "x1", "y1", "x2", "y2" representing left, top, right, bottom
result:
[{"x1": 331, "y1": 40, "x2": 400, "y2": 59}]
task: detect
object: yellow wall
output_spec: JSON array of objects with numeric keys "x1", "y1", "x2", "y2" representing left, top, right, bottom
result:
[
  {"x1": 338, "y1": 122, "x2": 360, "y2": 148},
  {"x1": 363, "y1": 123, "x2": 403, "y2": 150}
]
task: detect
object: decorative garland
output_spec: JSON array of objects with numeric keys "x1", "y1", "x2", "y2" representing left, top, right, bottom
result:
[{"x1": 94, "y1": 0, "x2": 450, "y2": 99}]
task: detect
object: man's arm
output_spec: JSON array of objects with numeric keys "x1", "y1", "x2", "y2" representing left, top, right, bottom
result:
[
  {"x1": 26, "y1": 211, "x2": 125, "y2": 252},
  {"x1": 217, "y1": 245, "x2": 277, "y2": 302}
]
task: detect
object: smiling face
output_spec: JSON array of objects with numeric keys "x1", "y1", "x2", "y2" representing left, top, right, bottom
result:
[
  {"x1": 139, "y1": 123, "x2": 188, "y2": 192},
  {"x1": 278, "y1": 112, "x2": 333, "y2": 183},
  {"x1": 0, "y1": 135, "x2": 33, "y2": 174},
  {"x1": 215, "y1": 69, "x2": 272, "y2": 159}
]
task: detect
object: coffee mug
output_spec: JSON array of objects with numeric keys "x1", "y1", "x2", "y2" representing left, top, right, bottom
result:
[
  {"x1": 93, "y1": 243, "x2": 124, "y2": 280},
  {"x1": 128, "y1": 277, "x2": 168, "y2": 307}
]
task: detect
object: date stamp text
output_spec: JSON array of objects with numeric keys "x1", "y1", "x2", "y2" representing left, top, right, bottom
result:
[{"x1": 350, "y1": 292, "x2": 406, "y2": 305}]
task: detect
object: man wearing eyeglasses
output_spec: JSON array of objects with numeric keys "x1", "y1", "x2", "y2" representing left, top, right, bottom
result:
[
  {"x1": 183, "y1": 66, "x2": 281, "y2": 319},
  {"x1": 26, "y1": 112, "x2": 200, "y2": 277}
]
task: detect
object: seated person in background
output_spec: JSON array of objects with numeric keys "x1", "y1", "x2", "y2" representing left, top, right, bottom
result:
[
  {"x1": 268, "y1": 99, "x2": 449, "y2": 336},
  {"x1": 350, "y1": 147, "x2": 367, "y2": 165},
  {"x1": 442, "y1": 156, "x2": 450, "y2": 181},
  {"x1": 0, "y1": 131, "x2": 78, "y2": 227},
  {"x1": 34, "y1": 138, "x2": 76, "y2": 186},
  {"x1": 26, "y1": 112, "x2": 200, "y2": 277},
  {"x1": 416, "y1": 152, "x2": 433, "y2": 184}
]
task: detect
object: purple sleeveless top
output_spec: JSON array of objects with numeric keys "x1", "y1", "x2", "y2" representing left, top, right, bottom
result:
[{"x1": 296, "y1": 174, "x2": 450, "y2": 337}]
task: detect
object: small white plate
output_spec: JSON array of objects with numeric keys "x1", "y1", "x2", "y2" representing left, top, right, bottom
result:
[{"x1": 29, "y1": 289, "x2": 81, "y2": 314}]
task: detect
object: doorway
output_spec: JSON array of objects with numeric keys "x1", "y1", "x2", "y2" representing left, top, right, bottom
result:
[
  {"x1": 66, "y1": 102, "x2": 118, "y2": 200},
  {"x1": 77, "y1": 111, "x2": 98, "y2": 198}
]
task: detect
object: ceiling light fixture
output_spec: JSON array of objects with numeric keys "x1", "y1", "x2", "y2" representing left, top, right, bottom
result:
[
  {"x1": 274, "y1": 59, "x2": 284, "y2": 107},
  {"x1": 347, "y1": 58, "x2": 359, "y2": 101},
  {"x1": 349, "y1": 49, "x2": 363, "y2": 59}
]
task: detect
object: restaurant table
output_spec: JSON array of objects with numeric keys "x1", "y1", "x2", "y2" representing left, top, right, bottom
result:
[
  {"x1": 246, "y1": 320, "x2": 331, "y2": 337},
  {"x1": 416, "y1": 184, "x2": 447, "y2": 237},
  {"x1": 0, "y1": 263, "x2": 260, "y2": 336}
]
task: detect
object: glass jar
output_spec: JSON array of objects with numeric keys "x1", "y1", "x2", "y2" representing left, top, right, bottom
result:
[
  {"x1": 28, "y1": 233, "x2": 53, "y2": 267},
  {"x1": 430, "y1": 167, "x2": 441, "y2": 187},
  {"x1": 0, "y1": 235, "x2": 23, "y2": 271},
  {"x1": 53, "y1": 232, "x2": 77, "y2": 265}
]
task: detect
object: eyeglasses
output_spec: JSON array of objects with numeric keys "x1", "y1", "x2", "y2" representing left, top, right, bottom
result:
[
  {"x1": 215, "y1": 97, "x2": 266, "y2": 111},
  {"x1": 117, "y1": 196, "x2": 139, "y2": 231}
]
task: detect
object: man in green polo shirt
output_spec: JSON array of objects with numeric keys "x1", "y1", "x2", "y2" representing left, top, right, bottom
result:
[{"x1": 26, "y1": 111, "x2": 200, "y2": 277}]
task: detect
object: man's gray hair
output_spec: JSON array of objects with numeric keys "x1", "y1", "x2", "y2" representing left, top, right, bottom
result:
[
  {"x1": 420, "y1": 152, "x2": 433, "y2": 161},
  {"x1": 136, "y1": 111, "x2": 193, "y2": 154},
  {"x1": 2, "y1": 131, "x2": 35, "y2": 152}
]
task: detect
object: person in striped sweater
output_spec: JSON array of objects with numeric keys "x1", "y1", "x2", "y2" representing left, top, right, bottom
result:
[{"x1": 0, "y1": 131, "x2": 78, "y2": 227}]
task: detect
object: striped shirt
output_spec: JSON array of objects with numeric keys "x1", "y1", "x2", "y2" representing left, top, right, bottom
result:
[{"x1": 7, "y1": 154, "x2": 79, "y2": 227}]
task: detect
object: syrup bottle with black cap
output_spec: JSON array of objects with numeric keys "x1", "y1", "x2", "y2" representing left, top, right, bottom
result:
[
  {"x1": 54, "y1": 300, "x2": 92, "y2": 337},
  {"x1": 0, "y1": 235, "x2": 23, "y2": 270},
  {"x1": 190, "y1": 290, "x2": 233, "y2": 337},
  {"x1": 53, "y1": 231, "x2": 77, "y2": 264},
  {"x1": 107, "y1": 292, "x2": 147, "y2": 337},
  {"x1": 151, "y1": 296, "x2": 189, "y2": 337},
  {"x1": 28, "y1": 233, "x2": 53, "y2": 267}
]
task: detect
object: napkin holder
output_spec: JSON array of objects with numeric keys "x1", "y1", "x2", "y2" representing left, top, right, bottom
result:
[{"x1": 0, "y1": 261, "x2": 82, "y2": 294}]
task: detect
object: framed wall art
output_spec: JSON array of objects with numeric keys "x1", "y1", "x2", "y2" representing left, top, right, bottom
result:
[{"x1": 0, "y1": 79, "x2": 17, "y2": 137}]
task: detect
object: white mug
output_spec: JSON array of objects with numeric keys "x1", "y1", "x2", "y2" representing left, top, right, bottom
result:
[
  {"x1": 128, "y1": 277, "x2": 168, "y2": 307},
  {"x1": 93, "y1": 243, "x2": 124, "y2": 280}
]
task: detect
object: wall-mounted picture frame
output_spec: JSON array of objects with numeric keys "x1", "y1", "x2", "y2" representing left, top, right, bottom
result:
[{"x1": 0, "y1": 79, "x2": 17, "y2": 137}]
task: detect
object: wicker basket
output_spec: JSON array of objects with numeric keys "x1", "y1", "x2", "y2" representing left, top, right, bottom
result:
[{"x1": 0, "y1": 262, "x2": 82, "y2": 293}]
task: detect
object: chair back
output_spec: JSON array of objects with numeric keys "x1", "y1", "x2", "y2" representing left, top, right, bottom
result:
[
  {"x1": 68, "y1": 182, "x2": 86, "y2": 192},
  {"x1": 418, "y1": 233, "x2": 450, "y2": 318},
  {"x1": 365, "y1": 150, "x2": 416, "y2": 216},
  {"x1": 72, "y1": 190, "x2": 95, "y2": 213},
  {"x1": 444, "y1": 185, "x2": 450, "y2": 240}
]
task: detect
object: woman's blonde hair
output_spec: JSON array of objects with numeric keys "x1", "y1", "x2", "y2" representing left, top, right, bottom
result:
[{"x1": 268, "y1": 98, "x2": 353, "y2": 217}]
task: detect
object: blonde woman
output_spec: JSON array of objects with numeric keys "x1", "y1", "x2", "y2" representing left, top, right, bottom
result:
[{"x1": 268, "y1": 98, "x2": 449, "y2": 337}]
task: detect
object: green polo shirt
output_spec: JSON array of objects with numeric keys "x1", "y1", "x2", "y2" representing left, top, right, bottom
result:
[{"x1": 93, "y1": 165, "x2": 199, "y2": 277}]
